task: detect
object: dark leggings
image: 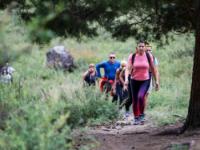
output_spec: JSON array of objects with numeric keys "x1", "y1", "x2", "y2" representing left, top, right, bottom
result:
[{"x1": 130, "y1": 79, "x2": 150, "y2": 118}]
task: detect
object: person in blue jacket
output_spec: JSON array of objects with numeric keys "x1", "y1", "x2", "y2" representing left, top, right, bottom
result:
[{"x1": 96, "y1": 52, "x2": 120, "y2": 96}]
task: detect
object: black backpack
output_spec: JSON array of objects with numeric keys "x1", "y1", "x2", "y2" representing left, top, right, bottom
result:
[{"x1": 131, "y1": 51, "x2": 154, "y2": 74}]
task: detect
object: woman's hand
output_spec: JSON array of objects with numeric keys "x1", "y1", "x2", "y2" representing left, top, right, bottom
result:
[
  {"x1": 155, "y1": 81, "x2": 160, "y2": 91},
  {"x1": 123, "y1": 80, "x2": 128, "y2": 91},
  {"x1": 112, "y1": 87, "x2": 116, "y2": 95}
]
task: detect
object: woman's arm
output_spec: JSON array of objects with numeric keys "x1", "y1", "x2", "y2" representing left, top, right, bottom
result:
[
  {"x1": 82, "y1": 70, "x2": 89, "y2": 80},
  {"x1": 124, "y1": 56, "x2": 132, "y2": 87},
  {"x1": 96, "y1": 62, "x2": 105, "y2": 78},
  {"x1": 119, "y1": 69, "x2": 125, "y2": 86},
  {"x1": 112, "y1": 68, "x2": 120, "y2": 94},
  {"x1": 154, "y1": 58, "x2": 160, "y2": 85},
  {"x1": 149, "y1": 56, "x2": 160, "y2": 91}
]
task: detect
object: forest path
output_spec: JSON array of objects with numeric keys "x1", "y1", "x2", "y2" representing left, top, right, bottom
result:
[{"x1": 73, "y1": 115, "x2": 200, "y2": 150}]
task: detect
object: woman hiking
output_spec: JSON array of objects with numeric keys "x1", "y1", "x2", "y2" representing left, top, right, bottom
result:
[
  {"x1": 124, "y1": 40, "x2": 160, "y2": 125},
  {"x1": 112, "y1": 60, "x2": 127, "y2": 105}
]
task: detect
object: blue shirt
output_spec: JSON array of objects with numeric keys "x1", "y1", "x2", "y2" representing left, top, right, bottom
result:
[
  {"x1": 154, "y1": 57, "x2": 159, "y2": 66},
  {"x1": 149, "y1": 50, "x2": 159, "y2": 66},
  {"x1": 96, "y1": 60, "x2": 120, "y2": 80}
]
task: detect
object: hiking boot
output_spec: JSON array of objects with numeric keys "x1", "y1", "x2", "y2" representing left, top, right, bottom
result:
[
  {"x1": 125, "y1": 112, "x2": 131, "y2": 118},
  {"x1": 122, "y1": 112, "x2": 130, "y2": 120},
  {"x1": 133, "y1": 117, "x2": 140, "y2": 125},
  {"x1": 139, "y1": 114, "x2": 145, "y2": 121},
  {"x1": 139, "y1": 114, "x2": 145, "y2": 125}
]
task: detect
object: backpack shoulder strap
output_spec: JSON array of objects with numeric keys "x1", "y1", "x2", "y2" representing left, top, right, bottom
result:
[
  {"x1": 145, "y1": 51, "x2": 155, "y2": 71},
  {"x1": 132, "y1": 53, "x2": 136, "y2": 65},
  {"x1": 119, "y1": 68, "x2": 123, "y2": 72},
  {"x1": 131, "y1": 53, "x2": 136, "y2": 75},
  {"x1": 145, "y1": 51, "x2": 151, "y2": 65}
]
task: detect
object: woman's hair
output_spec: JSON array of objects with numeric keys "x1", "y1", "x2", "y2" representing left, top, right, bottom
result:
[
  {"x1": 89, "y1": 63, "x2": 95, "y2": 68},
  {"x1": 121, "y1": 60, "x2": 127, "y2": 67},
  {"x1": 145, "y1": 41, "x2": 150, "y2": 45},
  {"x1": 137, "y1": 39, "x2": 146, "y2": 44}
]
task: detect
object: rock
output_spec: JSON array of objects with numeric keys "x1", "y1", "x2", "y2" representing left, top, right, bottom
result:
[
  {"x1": 46, "y1": 45, "x2": 75, "y2": 71},
  {"x1": 115, "y1": 125, "x2": 122, "y2": 130},
  {"x1": 116, "y1": 120, "x2": 131, "y2": 126},
  {"x1": 101, "y1": 127, "x2": 111, "y2": 131}
]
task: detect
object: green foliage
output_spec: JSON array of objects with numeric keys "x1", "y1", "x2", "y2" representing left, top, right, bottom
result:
[
  {"x1": 169, "y1": 143, "x2": 190, "y2": 150},
  {"x1": 1, "y1": 0, "x2": 196, "y2": 42},
  {"x1": 62, "y1": 87, "x2": 118, "y2": 127},
  {"x1": 27, "y1": 16, "x2": 56, "y2": 43},
  {"x1": 0, "y1": 101, "x2": 71, "y2": 150},
  {"x1": 0, "y1": 11, "x2": 32, "y2": 65}
]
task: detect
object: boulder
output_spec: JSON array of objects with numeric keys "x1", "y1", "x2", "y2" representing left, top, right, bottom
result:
[{"x1": 46, "y1": 45, "x2": 75, "y2": 71}]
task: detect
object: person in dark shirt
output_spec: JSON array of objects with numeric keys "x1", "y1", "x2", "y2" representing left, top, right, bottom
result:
[
  {"x1": 113, "y1": 60, "x2": 127, "y2": 105},
  {"x1": 83, "y1": 63, "x2": 97, "y2": 86}
]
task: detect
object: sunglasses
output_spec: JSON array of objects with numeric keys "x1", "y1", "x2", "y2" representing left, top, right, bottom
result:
[{"x1": 109, "y1": 57, "x2": 116, "y2": 59}]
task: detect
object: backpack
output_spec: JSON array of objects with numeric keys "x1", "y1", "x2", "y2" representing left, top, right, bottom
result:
[{"x1": 131, "y1": 51, "x2": 155, "y2": 74}]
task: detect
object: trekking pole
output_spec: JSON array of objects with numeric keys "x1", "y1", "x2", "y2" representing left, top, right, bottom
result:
[
  {"x1": 119, "y1": 76, "x2": 134, "y2": 110},
  {"x1": 119, "y1": 96, "x2": 129, "y2": 109},
  {"x1": 128, "y1": 76, "x2": 134, "y2": 111}
]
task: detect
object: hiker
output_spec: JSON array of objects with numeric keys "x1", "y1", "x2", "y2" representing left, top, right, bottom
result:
[
  {"x1": 124, "y1": 40, "x2": 160, "y2": 125},
  {"x1": 145, "y1": 42, "x2": 160, "y2": 102},
  {"x1": 119, "y1": 48, "x2": 138, "y2": 118},
  {"x1": 0, "y1": 63, "x2": 15, "y2": 83},
  {"x1": 113, "y1": 60, "x2": 127, "y2": 105},
  {"x1": 96, "y1": 52, "x2": 120, "y2": 95},
  {"x1": 82, "y1": 63, "x2": 97, "y2": 86},
  {"x1": 119, "y1": 66, "x2": 132, "y2": 118}
]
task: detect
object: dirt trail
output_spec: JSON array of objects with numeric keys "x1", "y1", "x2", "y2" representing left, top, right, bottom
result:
[{"x1": 73, "y1": 116, "x2": 200, "y2": 150}]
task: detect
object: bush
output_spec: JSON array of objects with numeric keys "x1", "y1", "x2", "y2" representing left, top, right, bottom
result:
[
  {"x1": 60, "y1": 87, "x2": 118, "y2": 128},
  {"x1": 0, "y1": 100, "x2": 72, "y2": 150}
]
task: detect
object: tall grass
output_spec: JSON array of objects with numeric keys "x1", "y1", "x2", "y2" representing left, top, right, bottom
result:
[{"x1": 147, "y1": 34, "x2": 194, "y2": 125}]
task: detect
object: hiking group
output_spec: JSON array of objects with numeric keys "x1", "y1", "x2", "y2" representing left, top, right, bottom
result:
[{"x1": 83, "y1": 40, "x2": 160, "y2": 125}]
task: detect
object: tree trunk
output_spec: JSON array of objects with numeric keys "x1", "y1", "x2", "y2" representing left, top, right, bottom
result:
[{"x1": 184, "y1": 0, "x2": 200, "y2": 130}]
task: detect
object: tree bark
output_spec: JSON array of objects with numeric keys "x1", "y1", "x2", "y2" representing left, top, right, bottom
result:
[{"x1": 184, "y1": 0, "x2": 200, "y2": 130}]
